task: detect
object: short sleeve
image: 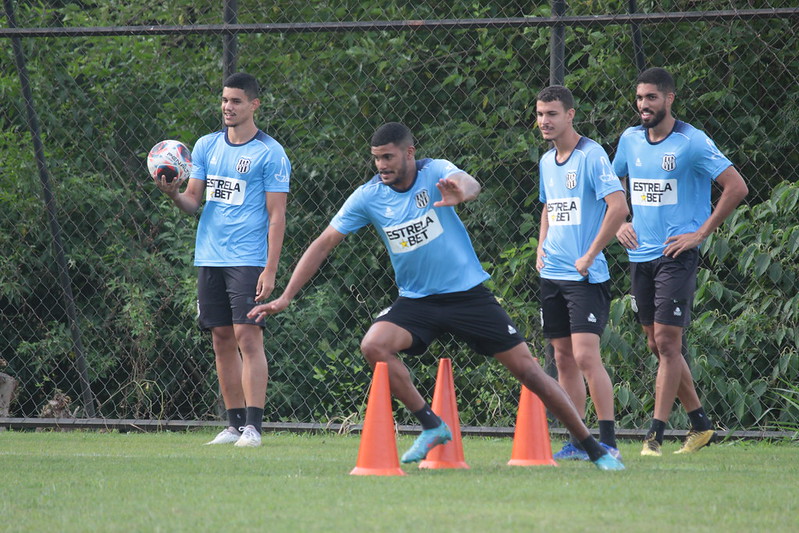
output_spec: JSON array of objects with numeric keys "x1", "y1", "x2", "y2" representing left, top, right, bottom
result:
[{"x1": 330, "y1": 187, "x2": 371, "y2": 235}]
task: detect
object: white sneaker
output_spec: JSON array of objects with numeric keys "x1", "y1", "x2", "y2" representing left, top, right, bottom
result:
[
  {"x1": 234, "y1": 425, "x2": 262, "y2": 448},
  {"x1": 204, "y1": 426, "x2": 241, "y2": 445}
]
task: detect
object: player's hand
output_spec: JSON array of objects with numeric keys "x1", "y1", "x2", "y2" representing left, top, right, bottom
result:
[
  {"x1": 152, "y1": 173, "x2": 186, "y2": 198},
  {"x1": 616, "y1": 222, "x2": 638, "y2": 250},
  {"x1": 536, "y1": 248, "x2": 545, "y2": 272},
  {"x1": 434, "y1": 178, "x2": 465, "y2": 207},
  {"x1": 247, "y1": 296, "x2": 290, "y2": 323},
  {"x1": 574, "y1": 255, "x2": 593, "y2": 278},
  {"x1": 255, "y1": 269, "x2": 276, "y2": 302},
  {"x1": 663, "y1": 232, "x2": 702, "y2": 258}
]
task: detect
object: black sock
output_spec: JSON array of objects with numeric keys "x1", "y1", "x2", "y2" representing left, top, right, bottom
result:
[
  {"x1": 579, "y1": 436, "x2": 606, "y2": 462},
  {"x1": 570, "y1": 419, "x2": 587, "y2": 449},
  {"x1": 687, "y1": 407, "x2": 711, "y2": 431},
  {"x1": 245, "y1": 407, "x2": 264, "y2": 434},
  {"x1": 598, "y1": 420, "x2": 617, "y2": 448},
  {"x1": 413, "y1": 404, "x2": 441, "y2": 430},
  {"x1": 647, "y1": 419, "x2": 666, "y2": 443},
  {"x1": 228, "y1": 408, "x2": 246, "y2": 430}
]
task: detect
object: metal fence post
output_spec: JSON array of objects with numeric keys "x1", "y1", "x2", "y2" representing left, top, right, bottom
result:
[{"x1": 4, "y1": 0, "x2": 95, "y2": 417}]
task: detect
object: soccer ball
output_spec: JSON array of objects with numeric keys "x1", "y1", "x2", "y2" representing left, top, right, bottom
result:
[{"x1": 147, "y1": 139, "x2": 192, "y2": 183}]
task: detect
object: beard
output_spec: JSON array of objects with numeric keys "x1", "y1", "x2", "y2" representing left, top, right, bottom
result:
[{"x1": 641, "y1": 107, "x2": 668, "y2": 129}]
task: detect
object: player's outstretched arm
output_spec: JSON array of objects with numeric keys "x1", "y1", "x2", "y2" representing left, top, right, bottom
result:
[
  {"x1": 248, "y1": 226, "x2": 347, "y2": 323},
  {"x1": 433, "y1": 172, "x2": 481, "y2": 206}
]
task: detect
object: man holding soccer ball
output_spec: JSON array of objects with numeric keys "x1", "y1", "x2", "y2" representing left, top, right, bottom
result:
[{"x1": 153, "y1": 72, "x2": 291, "y2": 447}]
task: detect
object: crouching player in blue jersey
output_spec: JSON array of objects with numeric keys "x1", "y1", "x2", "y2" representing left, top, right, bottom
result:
[
  {"x1": 613, "y1": 68, "x2": 748, "y2": 456},
  {"x1": 535, "y1": 86, "x2": 629, "y2": 462},
  {"x1": 249, "y1": 122, "x2": 624, "y2": 470}
]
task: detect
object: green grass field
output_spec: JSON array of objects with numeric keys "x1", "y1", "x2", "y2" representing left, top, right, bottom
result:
[{"x1": 1, "y1": 430, "x2": 797, "y2": 532}]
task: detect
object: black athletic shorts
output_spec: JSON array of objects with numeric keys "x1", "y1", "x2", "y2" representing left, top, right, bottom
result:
[
  {"x1": 197, "y1": 266, "x2": 264, "y2": 331},
  {"x1": 373, "y1": 284, "x2": 527, "y2": 357},
  {"x1": 540, "y1": 278, "x2": 610, "y2": 339},
  {"x1": 630, "y1": 248, "x2": 699, "y2": 327}
]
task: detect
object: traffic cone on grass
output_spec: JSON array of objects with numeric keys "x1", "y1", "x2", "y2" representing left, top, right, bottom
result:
[
  {"x1": 419, "y1": 358, "x2": 469, "y2": 470},
  {"x1": 507, "y1": 385, "x2": 558, "y2": 466},
  {"x1": 350, "y1": 362, "x2": 405, "y2": 476}
]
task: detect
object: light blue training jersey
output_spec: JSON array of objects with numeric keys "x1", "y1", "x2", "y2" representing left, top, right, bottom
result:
[
  {"x1": 191, "y1": 129, "x2": 291, "y2": 267},
  {"x1": 612, "y1": 120, "x2": 733, "y2": 262},
  {"x1": 538, "y1": 137, "x2": 623, "y2": 283},
  {"x1": 330, "y1": 158, "x2": 490, "y2": 298}
]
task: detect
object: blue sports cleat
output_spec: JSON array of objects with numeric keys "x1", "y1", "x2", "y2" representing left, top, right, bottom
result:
[
  {"x1": 401, "y1": 422, "x2": 452, "y2": 463},
  {"x1": 593, "y1": 452, "x2": 626, "y2": 471},
  {"x1": 600, "y1": 442, "x2": 622, "y2": 461},
  {"x1": 553, "y1": 442, "x2": 590, "y2": 461}
]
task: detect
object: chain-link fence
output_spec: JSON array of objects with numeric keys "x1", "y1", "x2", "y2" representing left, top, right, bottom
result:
[{"x1": 2, "y1": 1, "x2": 797, "y2": 436}]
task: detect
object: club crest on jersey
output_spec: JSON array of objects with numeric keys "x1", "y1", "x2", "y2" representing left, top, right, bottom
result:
[
  {"x1": 565, "y1": 171, "x2": 577, "y2": 190},
  {"x1": 415, "y1": 189, "x2": 430, "y2": 208},
  {"x1": 661, "y1": 153, "x2": 676, "y2": 172},
  {"x1": 236, "y1": 157, "x2": 252, "y2": 174}
]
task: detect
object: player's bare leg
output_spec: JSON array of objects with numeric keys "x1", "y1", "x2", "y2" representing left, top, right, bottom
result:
[
  {"x1": 495, "y1": 342, "x2": 623, "y2": 469},
  {"x1": 360, "y1": 321, "x2": 452, "y2": 463},
  {"x1": 646, "y1": 324, "x2": 688, "y2": 422},
  {"x1": 494, "y1": 342, "x2": 591, "y2": 441},
  {"x1": 205, "y1": 326, "x2": 245, "y2": 445},
  {"x1": 551, "y1": 337, "x2": 587, "y2": 418},
  {"x1": 360, "y1": 321, "x2": 425, "y2": 411},
  {"x1": 234, "y1": 324, "x2": 268, "y2": 409},
  {"x1": 570, "y1": 332, "x2": 614, "y2": 421},
  {"x1": 212, "y1": 326, "x2": 245, "y2": 410}
]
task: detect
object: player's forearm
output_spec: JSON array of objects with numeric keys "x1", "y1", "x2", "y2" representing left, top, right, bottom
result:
[
  {"x1": 460, "y1": 175, "x2": 481, "y2": 202},
  {"x1": 585, "y1": 193, "x2": 629, "y2": 259},
  {"x1": 264, "y1": 216, "x2": 287, "y2": 276},
  {"x1": 173, "y1": 196, "x2": 201, "y2": 215},
  {"x1": 537, "y1": 206, "x2": 549, "y2": 251},
  {"x1": 281, "y1": 236, "x2": 337, "y2": 302},
  {"x1": 695, "y1": 178, "x2": 749, "y2": 239}
]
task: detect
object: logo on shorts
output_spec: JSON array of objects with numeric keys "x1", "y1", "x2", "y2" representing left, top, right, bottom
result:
[
  {"x1": 415, "y1": 189, "x2": 430, "y2": 208},
  {"x1": 661, "y1": 153, "x2": 676, "y2": 172},
  {"x1": 587, "y1": 313, "x2": 597, "y2": 323},
  {"x1": 565, "y1": 171, "x2": 577, "y2": 190},
  {"x1": 236, "y1": 157, "x2": 252, "y2": 174},
  {"x1": 376, "y1": 307, "x2": 391, "y2": 318},
  {"x1": 674, "y1": 307, "x2": 682, "y2": 317},
  {"x1": 630, "y1": 296, "x2": 638, "y2": 313},
  {"x1": 507, "y1": 325, "x2": 517, "y2": 335}
]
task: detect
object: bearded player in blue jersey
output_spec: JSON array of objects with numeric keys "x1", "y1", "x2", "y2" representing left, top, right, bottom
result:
[
  {"x1": 613, "y1": 68, "x2": 748, "y2": 456},
  {"x1": 535, "y1": 86, "x2": 629, "y2": 462},
  {"x1": 154, "y1": 73, "x2": 291, "y2": 448},
  {"x1": 249, "y1": 122, "x2": 624, "y2": 470}
]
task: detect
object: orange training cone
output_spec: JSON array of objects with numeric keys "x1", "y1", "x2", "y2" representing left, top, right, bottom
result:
[
  {"x1": 350, "y1": 362, "x2": 405, "y2": 476},
  {"x1": 419, "y1": 358, "x2": 469, "y2": 470},
  {"x1": 507, "y1": 385, "x2": 558, "y2": 466}
]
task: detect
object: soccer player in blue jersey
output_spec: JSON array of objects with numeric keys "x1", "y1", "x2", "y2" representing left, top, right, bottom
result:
[
  {"x1": 613, "y1": 67, "x2": 748, "y2": 456},
  {"x1": 248, "y1": 122, "x2": 624, "y2": 470},
  {"x1": 154, "y1": 73, "x2": 291, "y2": 448},
  {"x1": 535, "y1": 86, "x2": 629, "y2": 461}
]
